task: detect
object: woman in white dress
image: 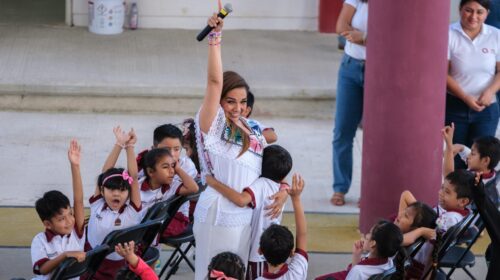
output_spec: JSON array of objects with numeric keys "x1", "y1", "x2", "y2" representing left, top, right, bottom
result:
[{"x1": 193, "y1": 14, "x2": 287, "y2": 279}]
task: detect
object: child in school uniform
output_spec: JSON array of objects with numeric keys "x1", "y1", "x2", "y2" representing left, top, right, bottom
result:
[
  {"x1": 255, "y1": 173, "x2": 307, "y2": 280},
  {"x1": 139, "y1": 148, "x2": 198, "y2": 237},
  {"x1": 205, "y1": 145, "x2": 293, "y2": 279},
  {"x1": 394, "y1": 200, "x2": 437, "y2": 246},
  {"x1": 207, "y1": 252, "x2": 247, "y2": 280},
  {"x1": 401, "y1": 169, "x2": 474, "y2": 279},
  {"x1": 243, "y1": 91, "x2": 278, "y2": 144},
  {"x1": 137, "y1": 123, "x2": 198, "y2": 182},
  {"x1": 315, "y1": 221, "x2": 406, "y2": 280},
  {"x1": 442, "y1": 123, "x2": 500, "y2": 206},
  {"x1": 30, "y1": 140, "x2": 86, "y2": 279},
  {"x1": 86, "y1": 126, "x2": 143, "y2": 279}
]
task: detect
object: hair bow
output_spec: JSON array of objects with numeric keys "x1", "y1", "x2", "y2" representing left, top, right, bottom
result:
[
  {"x1": 209, "y1": 269, "x2": 238, "y2": 280},
  {"x1": 122, "y1": 170, "x2": 133, "y2": 185}
]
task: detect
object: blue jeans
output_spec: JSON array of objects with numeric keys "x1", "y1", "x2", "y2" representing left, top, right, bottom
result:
[
  {"x1": 333, "y1": 54, "x2": 365, "y2": 194},
  {"x1": 445, "y1": 94, "x2": 499, "y2": 168}
]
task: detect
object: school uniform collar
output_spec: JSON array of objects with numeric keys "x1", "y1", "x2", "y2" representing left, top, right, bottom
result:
[
  {"x1": 140, "y1": 179, "x2": 170, "y2": 194},
  {"x1": 481, "y1": 170, "x2": 495, "y2": 179},
  {"x1": 44, "y1": 229, "x2": 70, "y2": 243},
  {"x1": 358, "y1": 257, "x2": 389, "y2": 266},
  {"x1": 445, "y1": 207, "x2": 470, "y2": 217},
  {"x1": 262, "y1": 264, "x2": 288, "y2": 279}
]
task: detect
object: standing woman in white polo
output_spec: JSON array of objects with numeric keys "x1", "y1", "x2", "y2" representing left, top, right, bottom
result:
[
  {"x1": 447, "y1": 0, "x2": 500, "y2": 167},
  {"x1": 331, "y1": 0, "x2": 368, "y2": 206}
]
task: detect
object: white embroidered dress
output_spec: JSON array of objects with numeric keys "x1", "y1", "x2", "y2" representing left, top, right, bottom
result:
[{"x1": 193, "y1": 106, "x2": 266, "y2": 280}]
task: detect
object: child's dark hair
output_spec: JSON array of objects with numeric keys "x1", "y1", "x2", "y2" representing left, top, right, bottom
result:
[
  {"x1": 143, "y1": 148, "x2": 173, "y2": 180},
  {"x1": 35, "y1": 190, "x2": 71, "y2": 221},
  {"x1": 473, "y1": 136, "x2": 500, "y2": 170},
  {"x1": 207, "y1": 251, "x2": 246, "y2": 280},
  {"x1": 97, "y1": 168, "x2": 131, "y2": 192},
  {"x1": 259, "y1": 224, "x2": 294, "y2": 266},
  {"x1": 444, "y1": 169, "x2": 473, "y2": 200},
  {"x1": 261, "y1": 145, "x2": 293, "y2": 182},
  {"x1": 408, "y1": 202, "x2": 437, "y2": 230},
  {"x1": 246, "y1": 91, "x2": 255, "y2": 117},
  {"x1": 153, "y1": 124, "x2": 183, "y2": 147},
  {"x1": 371, "y1": 221, "x2": 406, "y2": 280},
  {"x1": 182, "y1": 118, "x2": 200, "y2": 173}
]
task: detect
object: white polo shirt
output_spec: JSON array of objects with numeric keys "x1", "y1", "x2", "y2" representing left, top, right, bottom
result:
[
  {"x1": 448, "y1": 22, "x2": 500, "y2": 102},
  {"x1": 344, "y1": 0, "x2": 368, "y2": 60},
  {"x1": 346, "y1": 257, "x2": 393, "y2": 280},
  {"x1": 243, "y1": 177, "x2": 282, "y2": 263},
  {"x1": 87, "y1": 195, "x2": 142, "y2": 261},
  {"x1": 31, "y1": 227, "x2": 85, "y2": 279},
  {"x1": 257, "y1": 249, "x2": 308, "y2": 280}
]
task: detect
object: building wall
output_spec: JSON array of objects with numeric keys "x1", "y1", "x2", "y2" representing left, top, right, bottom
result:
[
  {"x1": 72, "y1": 0, "x2": 463, "y2": 31},
  {"x1": 73, "y1": 0, "x2": 319, "y2": 30}
]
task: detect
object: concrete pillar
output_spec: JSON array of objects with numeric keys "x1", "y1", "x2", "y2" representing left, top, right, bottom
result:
[{"x1": 359, "y1": 0, "x2": 450, "y2": 233}]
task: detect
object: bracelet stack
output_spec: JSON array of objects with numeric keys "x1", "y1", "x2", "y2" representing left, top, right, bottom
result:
[{"x1": 208, "y1": 31, "x2": 222, "y2": 46}]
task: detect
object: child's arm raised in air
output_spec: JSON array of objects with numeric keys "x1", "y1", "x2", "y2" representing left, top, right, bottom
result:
[
  {"x1": 205, "y1": 175, "x2": 252, "y2": 207},
  {"x1": 95, "y1": 126, "x2": 130, "y2": 197},
  {"x1": 125, "y1": 129, "x2": 141, "y2": 209},
  {"x1": 175, "y1": 163, "x2": 199, "y2": 196},
  {"x1": 398, "y1": 190, "x2": 417, "y2": 214},
  {"x1": 442, "y1": 124, "x2": 455, "y2": 177},
  {"x1": 402, "y1": 227, "x2": 436, "y2": 246},
  {"x1": 289, "y1": 173, "x2": 307, "y2": 252},
  {"x1": 199, "y1": 9, "x2": 224, "y2": 134},
  {"x1": 68, "y1": 139, "x2": 85, "y2": 235}
]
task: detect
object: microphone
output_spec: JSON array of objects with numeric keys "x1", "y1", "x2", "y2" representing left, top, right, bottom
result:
[{"x1": 196, "y1": 3, "x2": 233, "y2": 41}]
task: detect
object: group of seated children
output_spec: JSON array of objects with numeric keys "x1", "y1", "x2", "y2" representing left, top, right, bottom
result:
[
  {"x1": 31, "y1": 124, "x2": 200, "y2": 279},
  {"x1": 29, "y1": 117, "x2": 500, "y2": 280},
  {"x1": 314, "y1": 124, "x2": 499, "y2": 280}
]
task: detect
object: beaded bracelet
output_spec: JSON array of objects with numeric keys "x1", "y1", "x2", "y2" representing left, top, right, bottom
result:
[{"x1": 208, "y1": 31, "x2": 222, "y2": 46}]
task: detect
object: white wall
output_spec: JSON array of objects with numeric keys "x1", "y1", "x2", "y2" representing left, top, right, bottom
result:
[{"x1": 73, "y1": 0, "x2": 320, "y2": 30}]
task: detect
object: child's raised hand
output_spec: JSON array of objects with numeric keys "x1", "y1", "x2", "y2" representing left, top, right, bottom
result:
[
  {"x1": 352, "y1": 240, "x2": 364, "y2": 255},
  {"x1": 126, "y1": 128, "x2": 137, "y2": 147},
  {"x1": 288, "y1": 173, "x2": 304, "y2": 198},
  {"x1": 68, "y1": 139, "x2": 81, "y2": 166},
  {"x1": 441, "y1": 123, "x2": 455, "y2": 146},
  {"x1": 115, "y1": 241, "x2": 136, "y2": 258},
  {"x1": 65, "y1": 251, "x2": 86, "y2": 262},
  {"x1": 113, "y1": 126, "x2": 130, "y2": 147}
]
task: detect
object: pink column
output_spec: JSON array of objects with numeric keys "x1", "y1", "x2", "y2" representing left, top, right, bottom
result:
[{"x1": 359, "y1": 0, "x2": 450, "y2": 233}]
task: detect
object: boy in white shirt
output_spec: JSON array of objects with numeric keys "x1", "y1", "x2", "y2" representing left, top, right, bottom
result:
[
  {"x1": 257, "y1": 173, "x2": 307, "y2": 280},
  {"x1": 31, "y1": 140, "x2": 86, "y2": 279}
]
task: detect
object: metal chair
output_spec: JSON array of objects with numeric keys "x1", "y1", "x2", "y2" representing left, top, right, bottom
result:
[{"x1": 50, "y1": 244, "x2": 110, "y2": 280}]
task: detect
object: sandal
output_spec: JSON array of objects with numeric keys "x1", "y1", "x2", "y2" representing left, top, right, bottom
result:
[{"x1": 330, "y1": 192, "x2": 346, "y2": 206}]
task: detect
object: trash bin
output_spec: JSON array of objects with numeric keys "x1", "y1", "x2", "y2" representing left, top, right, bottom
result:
[{"x1": 88, "y1": 0, "x2": 125, "y2": 35}]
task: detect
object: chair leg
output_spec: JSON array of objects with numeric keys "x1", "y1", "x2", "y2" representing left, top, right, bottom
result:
[
  {"x1": 165, "y1": 243, "x2": 195, "y2": 279},
  {"x1": 463, "y1": 267, "x2": 476, "y2": 280},
  {"x1": 446, "y1": 267, "x2": 456, "y2": 279},
  {"x1": 159, "y1": 247, "x2": 181, "y2": 278}
]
